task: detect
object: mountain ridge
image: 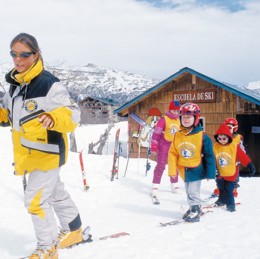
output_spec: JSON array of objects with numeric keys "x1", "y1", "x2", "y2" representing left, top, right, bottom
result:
[
  {"x1": 1, "y1": 63, "x2": 259, "y2": 104},
  {"x1": 0, "y1": 62, "x2": 159, "y2": 105}
]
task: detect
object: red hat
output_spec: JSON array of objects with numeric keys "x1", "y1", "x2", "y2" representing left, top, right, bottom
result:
[
  {"x1": 168, "y1": 100, "x2": 180, "y2": 111},
  {"x1": 214, "y1": 123, "x2": 233, "y2": 144},
  {"x1": 148, "y1": 107, "x2": 161, "y2": 117}
]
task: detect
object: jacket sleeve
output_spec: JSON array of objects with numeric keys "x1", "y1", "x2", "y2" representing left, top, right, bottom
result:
[
  {"x1": 237, "y1": 145, "x2": 251, "y2": 167},
  {"x1": 0, "y1": 93, "x2": 11, "y2": 126},
  {"x1": 41, "y1": 82, "x2": 80, "y2": 133},
  {"x1": 168, "y1": 136, "x2": 178, "y2": 177},
  {"x1": 202, "y1": 134, "x2": 216, "y2": 179},
  {"x1": 0, "y1": 108, "x2": 10, "y2": 126},
  {"x1": 150, "y1": 117, "x2": 165, "y2": 151}
]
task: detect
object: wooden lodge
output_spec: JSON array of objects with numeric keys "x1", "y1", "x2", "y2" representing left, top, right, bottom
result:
[
  {"x1": 79, "y1": 96, "x2": 119, "y2": 124},
  {"x1": 114, "y1": 67, "x2": 260, "y2": 174}
]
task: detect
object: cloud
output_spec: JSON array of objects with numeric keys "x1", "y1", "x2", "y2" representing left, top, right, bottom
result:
[{"x1": 0, "y1": 0, "x2": 260, "y2": 86}]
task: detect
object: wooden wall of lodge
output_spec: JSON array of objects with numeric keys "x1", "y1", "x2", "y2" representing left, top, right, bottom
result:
[{"x1": 127, "y1": 74, "x2": 259, "y2": 159}]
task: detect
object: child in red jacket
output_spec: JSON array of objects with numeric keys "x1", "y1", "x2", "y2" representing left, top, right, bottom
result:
[
  {"x1": 213, "y1": 117, "x2": 245, "y2": 198},
  {"x1": 213, "y1": 123, "x2": 255, "y2": 212}
]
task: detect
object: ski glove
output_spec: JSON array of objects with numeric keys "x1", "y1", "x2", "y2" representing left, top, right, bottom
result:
[{"x1": 247, "y1": 162, "x2": 256, "y2": 176}]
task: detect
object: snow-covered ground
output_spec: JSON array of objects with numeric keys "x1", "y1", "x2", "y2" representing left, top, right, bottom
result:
[{"x1": 0, "y1": 121, "x2": 260, "y2": 259}]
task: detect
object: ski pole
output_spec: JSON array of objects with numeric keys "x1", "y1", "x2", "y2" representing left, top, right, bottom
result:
[
  {"x1": 22, "y1": 173, "x2": 27, "y2": 192},
  {"x1": 79, "y1": 150, "x2": 90, "y2": 191}
]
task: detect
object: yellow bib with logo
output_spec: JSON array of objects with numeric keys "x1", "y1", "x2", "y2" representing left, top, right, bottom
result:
[
  {"x1": 233, "y1": 134, "x2": 242, "y2": 145},
  {"x1": 213, "y1": 143, "x2": 237, "y2": 176},
  {"x1": 164, "y1": 116, "x2": 180, "y2": 142},
  {"x1": 174, "y1": 131, "x2": 203, "y2": 168}
]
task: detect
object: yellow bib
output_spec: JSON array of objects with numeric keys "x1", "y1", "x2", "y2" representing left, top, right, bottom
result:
[
  {"x1": 233, "y1": 134, "x2": 242, "y2": 145},
  {"x1": 174, "y1": 131, "x2": 203, "y2": 168},
  {"x1": 164, "y1": 116, "x2": 180, "y2": 142},
  {"x1": 213, "y1": 143, "x2": 237, "y2": 176}
]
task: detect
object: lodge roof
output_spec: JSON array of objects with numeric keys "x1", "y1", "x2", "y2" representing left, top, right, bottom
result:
[
  {"x1": 114, "y1": 67, "x2": 260, "y2": 116},
  {"x1": 80, "y1": 95, "x2": 119, "y2": 106}
]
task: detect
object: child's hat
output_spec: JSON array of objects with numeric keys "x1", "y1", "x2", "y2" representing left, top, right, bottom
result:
[
  {"x1": 214, "y1": 123, "x2": 233, "y2": 144},
  {"x1": 169, "y1": 100, "x2": 180, "y2": 111}
]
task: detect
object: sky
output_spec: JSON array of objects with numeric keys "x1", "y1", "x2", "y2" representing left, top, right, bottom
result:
[
  {"x1": 0, "y1": 0, "x2": 260, "y2": 86},
  {"x1": 0, "y1": 121, "x2": 260, "y2": 259}
]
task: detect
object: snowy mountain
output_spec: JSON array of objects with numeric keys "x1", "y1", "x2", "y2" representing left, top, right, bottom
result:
[
  {"x1": 0, "y1": 62, "x2": 159, "y2": 105},
  {"x1": 1, "y1": 62, "x2": 259, "y2": 105},
  {"x1": 244, "y1": 81, "x2": 260, "y2": 96}
]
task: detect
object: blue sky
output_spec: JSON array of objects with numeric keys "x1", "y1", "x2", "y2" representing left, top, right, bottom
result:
[
  {"x1": 137, "y1": 0, "x2": 246, "y2": 12},
  {"x1": 0, "y1": 0, "x2": 259, "y2": 86}
]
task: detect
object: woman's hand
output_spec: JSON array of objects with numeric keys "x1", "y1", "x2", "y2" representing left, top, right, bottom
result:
[{"x1": 38, "y1": 114, "x2": 54, "y2": 128}]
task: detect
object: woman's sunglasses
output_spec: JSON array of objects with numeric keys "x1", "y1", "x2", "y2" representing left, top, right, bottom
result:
[{"x1": 10, "y1": 51, "x2": 35, "y2": 59}]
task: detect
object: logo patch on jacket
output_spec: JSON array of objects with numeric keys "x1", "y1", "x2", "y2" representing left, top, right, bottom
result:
[
  {"x1": 217, "y1": 153, "x2": 231, "y2": 167},
  {"x1": 169, "y1": 124, "x2": 179, "y2": 135},
  {"x1": 24, "y1": 100, "x2": 38, "y2": 113},
  {"x1": 180, "y1": 144, "x2": 195, "y2": 158}
]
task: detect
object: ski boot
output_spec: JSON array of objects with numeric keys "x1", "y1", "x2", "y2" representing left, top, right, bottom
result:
[
  {"x1": 29, "y1": 243, "x2": 58, "y2": 259},
  {"x1": 151, "y1": 184, "x2": 159, "y2": 198},
  {"x1": 214, "y1": 199, "x2": 225, "y2": 207},
  {"x1": 182, "y1": 208, "x2": 190, "y2": 220},
  {"x1": 59, "y1": 227, "x2": 84, "y2": 248},
  {"x1": 171, "y1": 183, "x2": 179, "y2": 193},
  {"x1": 227, "y1": 205, "x2": 236, "y2": 212},
  {"x1": 184, "y1": 205, "x2": 201, "y2": 223}
]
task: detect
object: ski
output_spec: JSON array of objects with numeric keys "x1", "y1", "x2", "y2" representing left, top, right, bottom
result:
[
  {"x1": 111, "y1": 128, "x2": 120, "y2": 181},
  {"x1": 99, "y1": 232, "x2": 130, "y2": 240},
  {"x1": 152, "y1": 195, "x2": 160, "y2": 205},
  {"x1": 209, "y1": 193, "x2": 218, "y2": 199},
  {"x1": 160, "y1": 219, "x2": 182, "y2": 227},
  {"x1": 130, "y1": 113, "x2": 151, "y2": 128},
  {"x1": 20, "y1": 230, "x2": 128, "y2": 257},
  {"x1": 79, "y1": 150, "x2": 90, "y2": 191},
  {"x1": 145, "y1": 134, "x2": 152, "y2": 176},
  {"x1": 19, "y1": 226, "x2": 92, "y2": 258},
  {"x1": 159, "y1": 210, "x2": 213, "y2": 227},
  {"x1": 202, "y1": 202, "x2": 241, "y2": 209},
  {"x1": 123, "y1": 142, "x2": 134, "y2": 177}
]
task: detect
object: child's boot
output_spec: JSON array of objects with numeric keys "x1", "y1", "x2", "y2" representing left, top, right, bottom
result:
[
  {"x1": 171, "y1": 183, "x2": 179, "y2": 193},
  {"x1": 227, "y1": 205, "x2": 236, "y2": 212},
  {"x1": 151, "y1": 184, "x2": 159, "y2": 198},
  {"x1": 184, "y1": 205, "x2": 201, "y2": 223}
]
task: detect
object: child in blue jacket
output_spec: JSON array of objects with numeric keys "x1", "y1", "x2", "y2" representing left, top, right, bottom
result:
[{"x1": 168, "y1": 103, "x2": 216, "y2": 222}]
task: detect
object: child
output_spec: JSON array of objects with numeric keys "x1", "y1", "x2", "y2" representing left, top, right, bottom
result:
[
  {"x1": 213, "y1": 123, "x2": 255, "y2": 212},
  {"x1": 213, "y1": 118, "x2": 245, "y2": 198},
  {"x1": 168, "y1": 103, "x2": 216, "y2": 222},
  {"x1": 151, "y1": 100, "x2": 180, "y2": 199}
]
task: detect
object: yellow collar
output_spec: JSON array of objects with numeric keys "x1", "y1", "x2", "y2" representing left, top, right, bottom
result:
[{"x1": 11, "y1": 59, "x2": 43, "y2": 85}]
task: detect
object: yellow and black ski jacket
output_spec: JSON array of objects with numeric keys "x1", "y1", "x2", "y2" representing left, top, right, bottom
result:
[{"x1": 0, "y1": 69, "x2": 80, "y2": 175}]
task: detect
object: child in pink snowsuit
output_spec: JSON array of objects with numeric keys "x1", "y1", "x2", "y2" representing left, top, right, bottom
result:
[{"x1": 151, "y1": 100, "x2": 180, "y2": 197}]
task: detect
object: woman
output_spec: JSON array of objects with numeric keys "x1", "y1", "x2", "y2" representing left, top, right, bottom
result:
[{"x1": 0, "y1": 33, "x2": 84, "y2": 259}]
